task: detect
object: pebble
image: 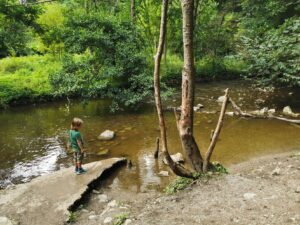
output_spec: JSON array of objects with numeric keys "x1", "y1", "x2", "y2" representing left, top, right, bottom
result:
[
  {"x1": 92, "y1": 189, "x2": 100, "y2": 194},
  {"x1": 243, "y1": 192, "x2": 256, "y2": 200},
  {"x1": 271, "y1": 167, "x2": 281, "y2": 176},
  {"x1": 124, "y1": 219, "x2": 133, "y2": 225},
  {"x1": 88, "y1": 215, "x2": 98, "y2": 220},
  {"x1": 103, "y1": 217, "x2": 112, "y2": 224},
  {"x1": 98, "y1": 194, "x2": 109, "y2": 203},
  {"x1": 0, "y1": 217, "x2": 16, "y2": 225},
  {"x1": 108, "y1": 200, "x2": 118, "y2": 208},
  {"x1": 158, "y1": 171, "x2": 169, "y2": 177}
]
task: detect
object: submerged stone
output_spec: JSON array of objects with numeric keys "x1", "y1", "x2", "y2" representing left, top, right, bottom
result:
[
  {"x1": 163, "y1": 153, "x2": 184, "y2": 165},
  {"x1": 158, "y1": 171, "x2": 169, "y2": 177},
  {"x1": 98, "y1": 130, "x2": 115, "y2": 141},
  {"x1": 97, "y1": 149, "x2": 109, "y2": 156}
]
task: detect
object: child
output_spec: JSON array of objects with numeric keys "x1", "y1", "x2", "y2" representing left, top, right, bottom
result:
[{"x1": 69, "y1": 117, "x2": 87, "y2": 175}]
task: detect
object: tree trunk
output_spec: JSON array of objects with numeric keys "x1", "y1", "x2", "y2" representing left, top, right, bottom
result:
[
  {"x1": 130, "y1": 0, "x2": 135, "y2": 21},
  {"x1": 179, "y1": 0, "x2": 203, "y2": 172},
  {"x1": 154, "y1": 0, "x2": 193, "y2": 178}
]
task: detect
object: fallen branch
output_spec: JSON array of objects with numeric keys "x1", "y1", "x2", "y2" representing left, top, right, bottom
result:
[
  {"x1": 203, "y1": 88, "x2": 229, "y2": 172},
  {"x1": 229, "y1": 97, "x2": 300, "y2": 124},
  {"x1": 268, "y1": 115, "x2": 300, "y2": 124}
]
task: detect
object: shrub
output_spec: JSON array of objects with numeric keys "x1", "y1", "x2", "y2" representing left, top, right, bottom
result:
[
  {"x1": 241, "y1": 17, "x2": 300, "y2": 87},
  {"x1": 50, "y1": 12, "x2": 152, "y2": 111},
  {"x1": 0, "y1": 55, "x2": 61, "y2": 106}
]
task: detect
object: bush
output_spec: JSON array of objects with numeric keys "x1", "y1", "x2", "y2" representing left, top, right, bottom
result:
[
  {"x1": 160, "y1": 54, "x2": 246, "y2": 84},
  {"x1": 242, "y1": 17, "x2": 300, "y2": 87},
  {"x1": 50, "y1": 12, "x2": 152, "y2": 111},
  {"x1": 0, "y1": 55, "x2": 61, "y2": 106}
]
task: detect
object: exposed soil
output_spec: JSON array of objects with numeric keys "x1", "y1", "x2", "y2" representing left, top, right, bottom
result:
[{"x1": 74, "y1": 151, "x2": 300, "y2": 225}]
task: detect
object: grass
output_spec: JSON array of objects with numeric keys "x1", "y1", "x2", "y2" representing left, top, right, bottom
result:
[
  {"x1": 68, "y1": 211, "x2": 77, "y2": 223},
  {"x1": 164, "y1": 162, "x2": 229, "y2": 195},
  {"x1": 113, "y1": 213, "x2": 129, "y2": 225},
  {"x1": 0, "y1": 54, "x2": 61, "y2": 107}
]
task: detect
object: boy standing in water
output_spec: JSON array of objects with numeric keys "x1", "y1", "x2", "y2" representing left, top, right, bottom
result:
[{"x1": 69, "y1": 118, "x2": 87, "y2": 175}]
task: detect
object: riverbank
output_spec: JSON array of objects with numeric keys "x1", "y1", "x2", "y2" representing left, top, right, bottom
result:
[{"x1": 73, "y1": 151, "x2": 300, "y2": 225}]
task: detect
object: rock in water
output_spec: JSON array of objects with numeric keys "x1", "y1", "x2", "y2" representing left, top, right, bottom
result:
[
  {"x1": 193, "y1": 103, "x2": 204, "y2": 112},
  {"x1": 98, "y1": 130, "x2": 115, "y2": 140},
  {"x1": 283, "y1": 106, "x2": 299, "y2": 117},
  {"x1": 283, "y1": 106, "x2": 293, "y2": 115},
  {"x1": 163, "y1": 153, "x2": 184, "y2": 165},
  {"x1": 217, "y1": 96, "x2": 226, "y2": 103},
  {"x1": 158, "y1": 171, "x2": 169, "y2": 177},
  {"x1": 97, "y1": 149, "x2": 109, "y2": 156},
  {"x1": 268, "y1": 109, "x2": 276, "y2": 115}
]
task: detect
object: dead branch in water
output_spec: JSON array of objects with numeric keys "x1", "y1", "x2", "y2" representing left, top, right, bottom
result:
[{"x1": 229, "y1": 98, "x2": 300, "y2": 124}]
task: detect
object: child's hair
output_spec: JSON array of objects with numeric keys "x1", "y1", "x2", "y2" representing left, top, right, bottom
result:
[{"x1": 71, "y1": 117, "x2": 83, "y2": 130}]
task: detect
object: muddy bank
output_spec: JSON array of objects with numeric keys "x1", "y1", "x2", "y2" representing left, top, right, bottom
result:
[{"x1": 73, "y1": 151, "x2": 300, "y2": 225}]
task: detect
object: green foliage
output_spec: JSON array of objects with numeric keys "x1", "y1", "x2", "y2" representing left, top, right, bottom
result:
[
  {"x1": 113, "y1": 213, "x2": 129, "y2": 225},
  {"x1": 0, "y1": 0, "x2": 41, "y2": 57},
  {"x1": 210, "y1": 161, "x2": 229, "y2": 174},
  {"x1": 0, "y1": 55, "x2": 61, "y2": 106},
  {"x1": 164, "y1": 177, "x2": 193, "y2": 195},
  {"x1": 242, "y1": 17, "x2": 300, "y2": 86},
  {"x1": 50, "y1": 11, "x2": 152, "y2": 110},
  {"x1": 36, "y1": 2, "x2": 65, "y2": 55},
  {"x1": 164, "y1": 162, "x2": 228, "y2": 194},
  {"x1": 68, "y1": 211, "x2": 77, "y2": 223}
]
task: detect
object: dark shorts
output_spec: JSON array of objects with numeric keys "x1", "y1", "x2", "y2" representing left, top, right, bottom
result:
[{"x1": 73, "y1": 151, "x2": 83, "y2": 164}]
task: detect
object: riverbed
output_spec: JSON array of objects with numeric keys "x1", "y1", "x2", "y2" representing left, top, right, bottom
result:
[{"x1": 1, "y1": 80, "x2": 300, "y2": 191}]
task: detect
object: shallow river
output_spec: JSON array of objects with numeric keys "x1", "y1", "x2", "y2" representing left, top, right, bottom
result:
[{"x1": 1, "y1": 81, "x2": 300, "y2": 191}]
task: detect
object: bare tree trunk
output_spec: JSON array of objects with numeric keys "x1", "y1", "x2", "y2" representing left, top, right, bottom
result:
[
  {"x1": 203, "y1": 88, "x2": 229, "y2": 172},
  {"x1": 130, "y1": 0, "x2": 135, "y2": 21},
  {"x1": 178, "y1": 0, "x2": 203, "y2": 172},
  {"x1": 154, "y1": 0, "x2": 193, "y2": 178}
]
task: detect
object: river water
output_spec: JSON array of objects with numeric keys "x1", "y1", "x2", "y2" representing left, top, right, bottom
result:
[{"x1": 1, "y1": 81, "x2": 300, "y2": 191}]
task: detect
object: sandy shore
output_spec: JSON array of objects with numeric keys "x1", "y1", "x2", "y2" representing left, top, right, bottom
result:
[{"x1": 74, "y1": 151, "x2": 300, "y2": 225}]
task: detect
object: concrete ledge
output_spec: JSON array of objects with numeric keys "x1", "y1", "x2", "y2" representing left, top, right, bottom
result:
[{"x1": 0, "y1": 157, "x2": 127, "y2": 225}]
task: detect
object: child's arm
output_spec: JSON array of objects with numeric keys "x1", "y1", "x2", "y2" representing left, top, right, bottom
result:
[
  {"x1": 76, "y1": 132, "x2": 85, "y2": 153},
  {"x1": 77, "y1": 139, "x2": 85, "y2": 153}
]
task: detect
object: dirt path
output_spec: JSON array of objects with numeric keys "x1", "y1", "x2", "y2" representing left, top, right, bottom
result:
[{"x1": 74, "y1": 151, "x2": 300, "y2": 225}]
